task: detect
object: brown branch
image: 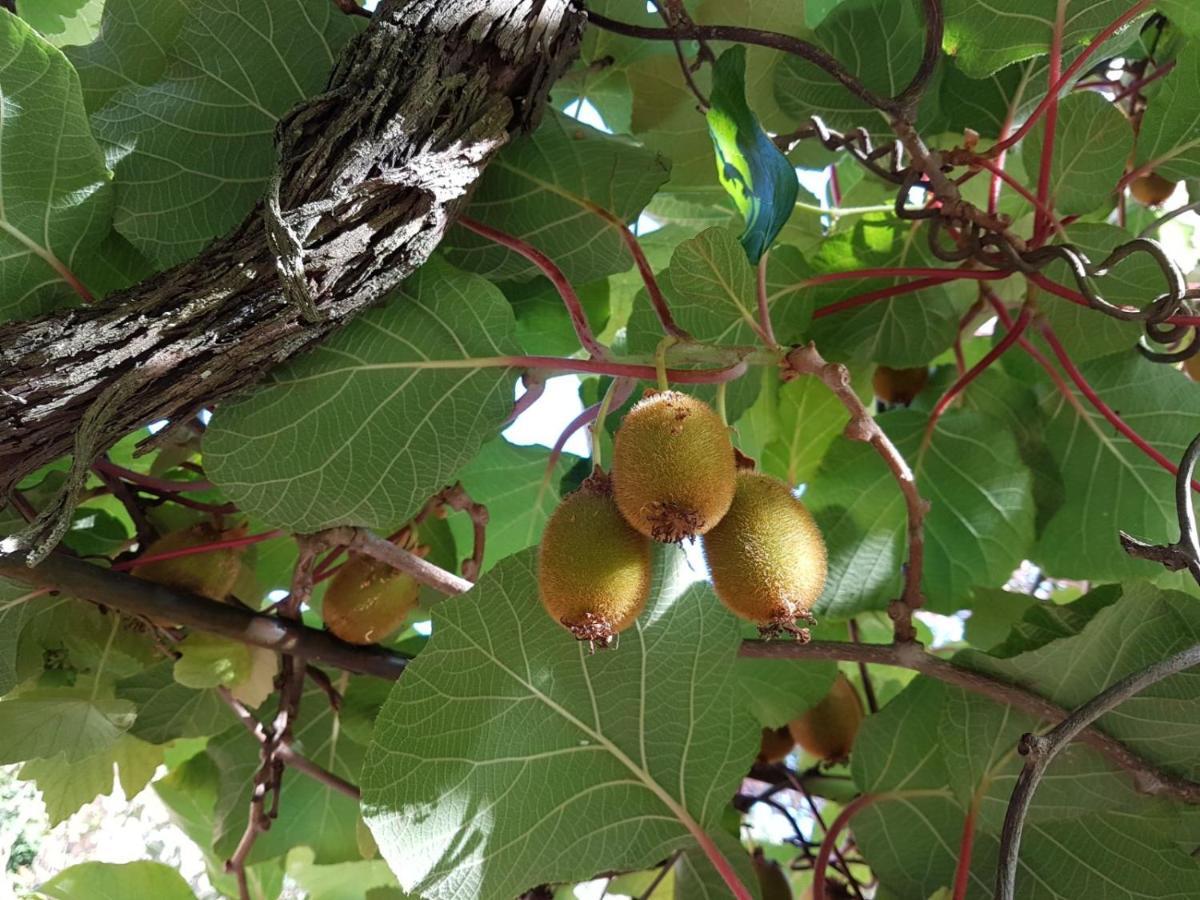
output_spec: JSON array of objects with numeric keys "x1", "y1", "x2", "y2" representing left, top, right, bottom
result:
[
  {"x1": 412, "y1": 484, "x2": 489, "y2": 582},
  {"x1": 320, "y1": 526, "x2": 474, "y2": 596},
  {"x1": 740, "y1": 639, "x2": 1200, "y2": 804},
  {"x1": 995, "y1": 643, "x2": 1200, "y2": 899},
  {"x1": 0, "y1": 0, "x2": 585, "y2": 500},
  {"x1": 0, "y1": 550, "x2": 410, "y2": 680},
  {"x1": 782, "y1": 344, "x2": 928, "y2": 641}
]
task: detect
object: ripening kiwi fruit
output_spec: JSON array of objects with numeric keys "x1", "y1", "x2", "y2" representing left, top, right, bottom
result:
[
  {"x1": 872, "y1": 365, "x2": 929, "y2": 406},
  {"x1": 751, "y1": 849, "x2": 793, "y2": 900},
  {"x1": 322, "y1": 543, "x2": 421, "y2": 645},
  {"x1": 612, "y1": 390, "x2": 736, "y2": 543},
  {"x1": 701, "y1": 471, "x2": 827, "y2": 633},
  {"x1": 756, "y1": 725, "x2": 795, "y2": 764},
  {"x1": 131, "y1": 521, "x2": 246, "y2": 602},
  {"x1": 1129, "y1": 171, "x2": 1177, "y2": 206},
  {"x1": 788, "y1": 673, "x2": 865, "y2": 764},
  {"x1": 1183, "y1": 353, "x2": 1200, "y2": 382},
  {"x1": 539, "y1": 472, "x2": 653, "y2": 646}
]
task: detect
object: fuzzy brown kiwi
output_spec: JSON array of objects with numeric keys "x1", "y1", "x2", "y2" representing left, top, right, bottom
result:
[
  {"x1": 701, "y1": 471, "x2": 827, "y2": 634},
  {"x1": 872, "y1": 365, "x2": 929, "y2": 406},
  {"x1": 788, "y1": 673, "x2": 864, "y2": 764},
  {"x1": 1129, "y1": 171, "x2": 1177, "y2": 206},
  {"x1": 131, "y1": 521, "x2": 246, "y2": 603},
  {"x1": 611, "y1": 390, "x2": 736, "y2": 542},
  {"x1": 1184, "y1": 354, "x2": 1200, "y2": 382},
  {"x1": 322, "y1": 542, "x2": 422, "y2": 645},
  {"x1": 752, "y1": 848, "x2": 793, "y2": 900},
  {"x1": 756, "y1": 725, "x2": 795, "y2": 764},
  {"x1": 538, "y1": 472, "x2": 653, "y2": 647}
]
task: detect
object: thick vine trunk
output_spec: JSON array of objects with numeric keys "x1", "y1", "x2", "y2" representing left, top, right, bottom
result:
[{"x1": 0, "y1": 0, "x2": 583, "y2": 496}]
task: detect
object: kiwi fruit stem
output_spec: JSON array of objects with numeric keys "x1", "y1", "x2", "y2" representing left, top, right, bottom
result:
[{"x1": 654, "y1": 335, "x2": 677, "y2": 392}]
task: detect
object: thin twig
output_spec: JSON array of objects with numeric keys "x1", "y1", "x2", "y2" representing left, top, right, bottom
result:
[
  {"x1": 756, "y1": 252, "x2": 778, "y2": 350},
  {"x1": 91, "y1": 464, "x2": 157, "y2": 549},
  {"x1": 1120, "y1": 432, "x2": 1200, "y2": 585},
  {"x1": 93, "y1": 459, "x2": 215, "y2": 494},
  {"x1": 636, "y1": 850, "x2": 683, "y2": 900},
  {"x1": 995, "y1": 643, "x2": 1200, "y2": 899},
  {"x1": 847, "y1": 620, "x2": 879, "y2": 714},
  {"x1": 411, "y1": 484, "x2": 489, "y2": 581},
  {"x1": 781, "y1": 344, "x2": 928, "y2": 641}
]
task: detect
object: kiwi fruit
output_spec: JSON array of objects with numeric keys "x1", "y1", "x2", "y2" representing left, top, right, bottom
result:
[
  {"x1": 1183, "y1": 353, "x2": 1200, "y2": 382},
  {"x1": 539, "y1": 472, "x2": 653, "y2": 646},
  {"x1": 1129, "y1": 171, "x2": 1177, "y2": 206},
  {"x1": 611, "y1": 390, "x2": 736, "y2": 542},
  {"x1": 756, "y1": 725, "x2": 795, "y2": 764},
  {"x1": 322, "y1": 543, "x2": 421, "y2": 645},
  {"x1": 751, "y1": 848, "x2": 793, "y2": 900},
  {"x1": 872, "y1": 365, "x2": 929, "y2": 406},
  {"x1": 701, "y1": 471, "x2": 827, "y2": 634},
  {"x1": 788, "y1": 673, "x2": 865, "y2": 764},
  {"x1": 131, "y1": 521, "x2": 246, "y2": 603}
]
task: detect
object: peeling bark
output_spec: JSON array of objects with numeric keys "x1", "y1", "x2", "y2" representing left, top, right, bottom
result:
[{"x1": 0, "y1": 0, "x2": 583, "y2": 496}]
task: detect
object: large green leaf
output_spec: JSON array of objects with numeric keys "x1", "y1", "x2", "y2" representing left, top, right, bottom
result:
[
  {"x1": 1134, "y1": 44, "x2": 1200, "y2": 180},
  {"x1": 15, "y1": 0, "x2": 104, "y2": 48},
  {"x1": 89, "y1": 0, "x2": 361, "y2": 268},
  {"x1": 0, "y1": 688, "x2": 135, "y2": 763},
  {"x1": 443, "y1": 110, "x2": 670, "y2": 285},
  {"x1": 448, "y1": 439, "x2": 578, "y2": 575},
  {"x1": 38, "y1": 861, "x2": 197, "y2": 900},
  {"x1": 206, "y1": 260, "x2": 521, "y2": 532},
  {"x1": 808, "y1": 409, "x2": 1035, "y2": 617},
  {"x1": 0, "y1": 14, "x2": 112, "y2": 322},
  {"x1": 116, "y1": 660, "x2": 230, "y2": 744},
  {"x1": 1020, "y1": 92, "x2": 1131, "y2": 216},
  {"x1": 361, "y1": 549, "x2": 759, "y2": 900},
  {"x1": 943, "y1": 0, "x2": 1138, "y2": 78},
  {"x1": 1034, "y1": 352, "x2": 1200, "y2": 583},
  {"x1": 774, "y1": 0, "x2": 934, "y2": 135},
  {"x1": 64, "y1": 0, "x2": 188, "y2": 113},
  {"x1": 19, "y1": 735, "x2": 162, "y2": 825},
  {"x1": 0, "y1": 577, "x2": 44, "y2": 697}
]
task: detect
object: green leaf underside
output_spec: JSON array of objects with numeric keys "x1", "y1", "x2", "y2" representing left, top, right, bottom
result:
[
  {"x1": 362, "y1": 548, "x2": 776, "y2": 900},
  {"x1": 205, "y1": 259, "x2": 521, "y2": 532},
  {"x1": 38, "y1": 861, "x2": 198, "y2": 900}
]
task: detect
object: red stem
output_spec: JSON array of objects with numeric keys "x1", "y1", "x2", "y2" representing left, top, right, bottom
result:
[
  {"x1": 951, "y1": 798, "x2": 980, "y2": 900},
  {"x1": 802, "y1": 267, "x2": 1008, "y2": 288},
  {"x1": 509, "y1": 354, "x2": 748, "y2": 384},
  {"x1": 112, "y1": 529, "x2": 286, "y2": 571},
  {"x1": 813, "y1": 794, "x2": 881, "y2": 900},
  {"x1": 583, "y1": 202, "x2": 688, "y2": 340},
  {"x1": 459, "y1": 217, "x2": 608, "y2": 359},
  {"x1": 828, "y1": 164, "x2": 842, "y2": 207},
  {"x1": 972, "y1": 157, "x2": 1064, "y2": 239},
  {"x1": 984, "y1": 290, "x2": 1079, "y2": 404},
  {"x1": 813, "y1": 270, "x2": 1009, "y2": 321},
  {"x1": 94, "y1": 459, "x2": 215, "y2": 494},
  {"x1": 1112, "y1": 60, "x2": 1175, "y2": 103},
  {"x1": 1039, "y1": 322, "x2": 1200, "y2": 491},
  {"x1": 988, "y1": 0, "x2": 1157, "y2": 158},
  {"x1": 924, "y1": 306, "x2": 1032, "y2": 445},
  {"x1": 1033, "y1": 1, "x2": 1066, "y2": 246}
]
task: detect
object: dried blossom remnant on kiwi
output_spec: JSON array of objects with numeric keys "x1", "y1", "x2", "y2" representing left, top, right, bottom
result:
[
  {"x1": 612, "y1": 390, "x2": 737, "y2": 543},
  {"x1": 537, "y1": 471, "x2": 653, "y2": 650}
]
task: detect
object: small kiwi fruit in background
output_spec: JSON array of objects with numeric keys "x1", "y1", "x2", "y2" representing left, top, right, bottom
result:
[
  {"x1": 1183, "y1": 352, "x2": 1200, "y2": 382},
  {"x1": 701, "y1": 471, "x2": 827, "y2": 636},
  {"x1": 872, "y1": 365, "x2": 929, "y2": 407},
  {"x1": 611, "y1": 390, "x2": 736, "y2": 542},
  {"x1": 756, "y1": 725, "x2": 795, "y2": 764},
  {"x1": 751, "y1": 848, "x2": 793, "y2": 900},
  {"x1": 1129, "y1": 171, "x2": 1177, "y2": 206},
  {"x1": 322, "y1": 536, "x2": 423, "y2": 645},
  {"x1": 538, "y1": 471, "x2": 653, "y2": 647},
  {"x1": 789, "y1": 673, "x2": 865, "y2": 764},
  {"x1": 131, "y1": 520, "x2": 247, "y2": 603}
]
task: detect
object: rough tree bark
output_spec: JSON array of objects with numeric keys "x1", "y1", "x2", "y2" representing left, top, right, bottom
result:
[{"x1": 0, "y1": 0, "x2": 583, "y2": 499}]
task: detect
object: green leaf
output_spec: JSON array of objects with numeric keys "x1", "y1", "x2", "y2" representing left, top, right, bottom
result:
[
  {"x1": 1034, "y1": 352, "x2": 1200, "y2": 583},
  {"x1": 443, "y1": 110, "x2": 670, "y2": 285},
  {"x1": 1020, "y1": 92, "x2": 1131, "y2": 216},
  {"x1": 673, "y1": 832, "x2": 761, "y2": 900},
  {"x1": 15, "y1": 0, "x2": 104, "y2": 48},
  {"x1": 19, "y1": 735, "x2": 163, "y2": 825},
  {"x1": 0, "y1": 14, "x2": 113, "y2": 322},
  {"x1": 173, "y1": 632, "x2": 253, "y2": 690},
  {"x1": 212, "y1": 688, "x2": 364, "y2": 864},
  {"x1": 806, "y1": 219, "x2": 971, "y2": 367},
  {"x1": 0, "y1": 688, "x2": 135, "y2": 763},
  {"x1": 506, "y1": 277, "x2": 610, "y2": 358},
  {"x1": 629, "y1": 54, "x2": 717, "y2": 186},
  {"x1": 943, "y1": 0, "x2": 1139, "y2": 78},
  {"x1": 361, "y1": 549, "x2": 759, "y2": 900},
  {"x1": 706, "y1": 46, "x2": 799, "y2": 264},
  {"x1": 116, "y1": 661, "x2": 230, "y2": 744},
  {"x1": 285, "y1": 847, "x2": 403, "y2": 900},
  {"x1": 759, "y1": 369, "x2": 870, "y2": 488},
  {"x1": 735, "y1": 650, "x2": 836, "y2": 728},
  {"x1": 38, "y1": 861, "x2": 197, "y2": 900},
  {"x1": 774, "y1": 0, "x2": 934, "y2": 134},
  {"x1": 89, "y1": 0, "x2": 361, "y2": 267},
  {"x1": 206, "y1": 259, "x2": 521, "y2": 532},
  {"x1": 65, "y1": 0, "x2": 188, "y2": 113},
  {"x1": 1135, "y1": 44, "x2": 1200, "y2": 180},
  {"x1": 809, "y1": 409, "x2": 1035, "y2": 617},
  {"x1": 448, "y1": 439, "x2": 578, "y2": 575},
  {"x1": 0, "y1": 577, "x2": 44, "y2": 696}
]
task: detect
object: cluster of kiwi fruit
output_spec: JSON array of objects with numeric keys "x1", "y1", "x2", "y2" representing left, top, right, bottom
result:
[{"x1": 538, "y1": 389, "x2": 828, "y2": 647}]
